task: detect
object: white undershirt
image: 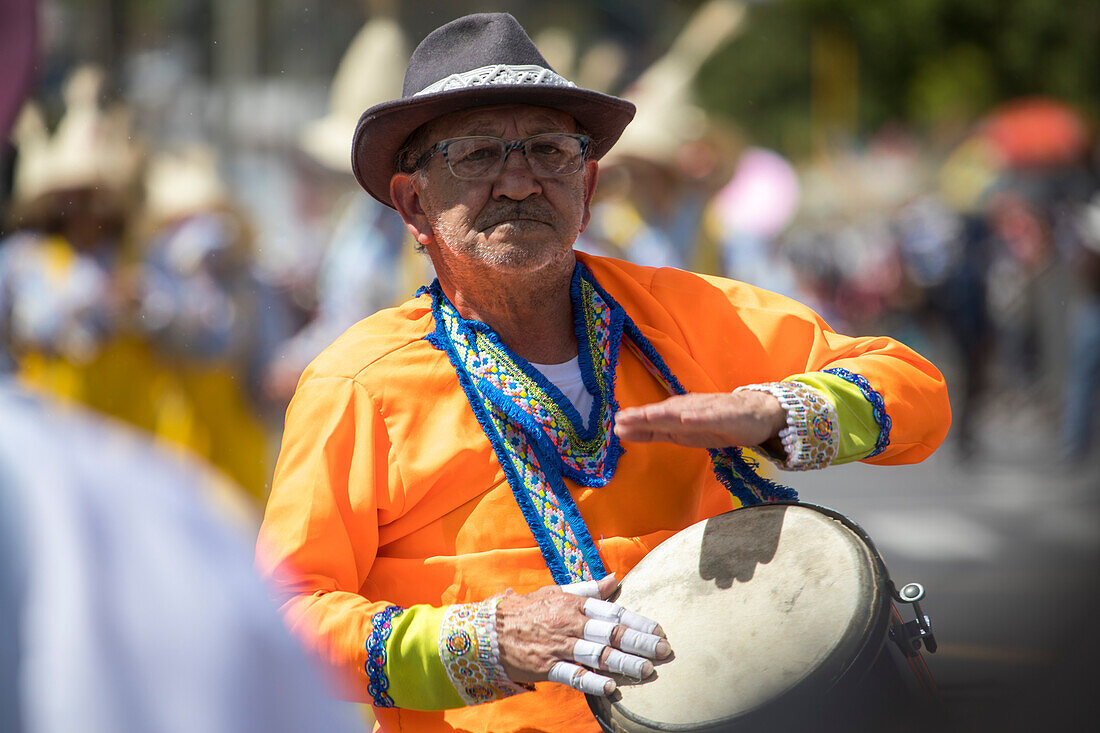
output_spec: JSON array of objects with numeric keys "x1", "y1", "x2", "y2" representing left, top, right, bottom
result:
[{"x1": 530, "y1": 356, "x2": 594, "y2": 428}]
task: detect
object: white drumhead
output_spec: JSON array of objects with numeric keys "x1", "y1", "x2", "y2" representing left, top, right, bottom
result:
[{"x1": 599, "y1": 504, "x2": 883, "y2": 731}]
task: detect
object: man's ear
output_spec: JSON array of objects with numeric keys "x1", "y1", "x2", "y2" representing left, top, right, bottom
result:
[
  {"x1": 390, "y1": 173, "x2": 434, "y2": 247},
  {"x1": 579, "y1": 160, "x2": 599, "y2": 233}
]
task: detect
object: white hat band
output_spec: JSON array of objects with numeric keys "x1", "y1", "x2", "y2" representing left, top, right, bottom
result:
[{"x1": 416, "y1": 64, "x2": 576, "y2": 96}]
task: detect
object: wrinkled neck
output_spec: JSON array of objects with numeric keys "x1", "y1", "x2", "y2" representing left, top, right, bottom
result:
[{"x1": 435, "y1": 259, "x2": 578, "y2": 364}]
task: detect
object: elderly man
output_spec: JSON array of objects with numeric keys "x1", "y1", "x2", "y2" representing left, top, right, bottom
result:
[{"x1": 257, "y1": 13, "x2": 950, "y2": 733}]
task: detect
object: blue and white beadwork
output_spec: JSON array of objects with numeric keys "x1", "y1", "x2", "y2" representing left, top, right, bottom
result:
[
  {"x1": 824, "y1": 367, "x2": 892, "y2": 457},
  {"x1": 365, "y1": 605, "x2": 405, "y2": 708},
  {"x1": 425, "y1": 263, "x2": 796, "y2": 584},
  {"x1": 734, "y1": 380, "x2": 839, "y2": 470},
  {"x1": 426, "y1": 270, "x2": 622, "y2": 584},
  {"x1": 438, "y1": 597, "x2": 529, "y2": 705}
]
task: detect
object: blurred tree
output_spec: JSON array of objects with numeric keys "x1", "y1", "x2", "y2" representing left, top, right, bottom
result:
[{"x1": 695, "y1": 0, "x2": 1100, "y2": 157}]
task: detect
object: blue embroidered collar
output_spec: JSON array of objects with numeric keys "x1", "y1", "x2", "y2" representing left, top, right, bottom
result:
[{"x1": 424, "y1": 262, "x2": 795, "y2": 583}]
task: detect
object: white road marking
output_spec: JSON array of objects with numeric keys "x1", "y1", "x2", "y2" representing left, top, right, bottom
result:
[{"x1": 857, "y1": 511, "x2": 1003, "y2": 562}]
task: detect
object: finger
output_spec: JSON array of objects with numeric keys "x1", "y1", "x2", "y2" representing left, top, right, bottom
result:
[
  {"x1": 583, "y1": 618, "x2": 615, "y2": 646},
  {"x1": 572, "y1": 639, "x2": 605, "y2": 668},
  {"x1": 583, "y1": 598, "x2": 663, "y2": 636},
  {"x1": 616, "y1": 398, "x2": 694, "y2": 424},
  {"x1": 596, "y1": 572, "x2": 618, "y2": 598},
  {"x1": 548, "y1": 661, "x2": 616, "y2": 697},
  {"x1": 575, "y1": 637, "x2": 653, "y2": 679},
  {"x1": 619, "y1": 413, "x2": 715, "y2": 437},
  {"x1": 612, "y1": 423, "x2": 659, "y2": 442},
  {"x1": 618, "y1": 627, "x2": 671, "y2": 659},
  {"x1": 618, "y1": 396, "x2": 740, "y2": 428},
  {"x1": 586, "y1": 620, "x2": 670, "y2": 660},
  {"x1": 559, "y1": 572, "x2": 616, "y2": 599},
  {"x1": 558, "y1": 579, "x2": 600, "y2": 598},
  {"x1": 601, "y1": 646, "x2": 653, "y2": 679}
]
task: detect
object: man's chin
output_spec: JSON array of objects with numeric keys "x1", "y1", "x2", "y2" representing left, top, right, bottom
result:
[
  {"x1": 480, "y1": 242, "x2": 574, "y2": 273},
  {"x1": 481, "y1": 219, "x2": 551, "y2": 235}
]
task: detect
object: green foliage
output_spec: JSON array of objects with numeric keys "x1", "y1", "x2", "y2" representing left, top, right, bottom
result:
[{"x1": 694, "y1": 0, "x2": 1100, "y2": 156}]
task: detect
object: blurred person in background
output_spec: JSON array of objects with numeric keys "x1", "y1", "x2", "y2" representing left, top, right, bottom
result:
[
  {"x1": 581, "y1": 0, "x2": 742, "y2": 273},
  {"x1": 0, "y1": 66, "x2": 158, "y2": 430},
  {"x1": 0, "y1": 379, "x2": 365, "y2": 733},
  {"x1": 984, "y1": 188, "x2": 1054, "y2": 397},
  {"x1": 0, "y1": 32, "x2": 364, "y2": 732},
  {"x1": 894, "y1": 191, "x2": 994, "y2": 461},
  {"x1": 1061, "y1": 192, "x2": 1100, "y2": 465},
  {"x1": 133, "y1": 146, "x2": 294, "y2": 502},
  {"x1": 710, "y1": 146, "x2": 803, "y2": 298},
  {"x1": 930, "y1": 212, "x2": 995, "y2": 461},
  {"x1": 263, "y1": 15, "x2": 433, "y2": 405}
]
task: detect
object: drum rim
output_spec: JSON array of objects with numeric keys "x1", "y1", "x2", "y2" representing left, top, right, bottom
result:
[{"x1": 587, "y1": 501, "x2": 897, "y2": 733}]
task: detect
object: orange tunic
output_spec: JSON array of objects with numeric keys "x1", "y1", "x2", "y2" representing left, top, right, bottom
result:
[{"x1": 257, "y1": 253, "x2": 950, "y2": 732}]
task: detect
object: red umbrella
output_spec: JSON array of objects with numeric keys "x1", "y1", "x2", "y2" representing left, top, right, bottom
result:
[{"x1": 980, "y1": 97, "x2": 1089, "y2": 168}]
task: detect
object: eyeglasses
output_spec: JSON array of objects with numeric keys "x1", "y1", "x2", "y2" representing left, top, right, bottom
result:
[{"x1": 415, "y1": 133, "x2": 590, "y2": 180}]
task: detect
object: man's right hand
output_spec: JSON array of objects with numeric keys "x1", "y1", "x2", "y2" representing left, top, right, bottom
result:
[{"x1": 495, "y1": 573, "x2": 672, "y2": 696}]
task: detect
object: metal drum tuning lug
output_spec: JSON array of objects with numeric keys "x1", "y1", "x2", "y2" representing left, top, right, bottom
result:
[{"x1": 887, "y1": 581, "x2": 937, "y2": 656}]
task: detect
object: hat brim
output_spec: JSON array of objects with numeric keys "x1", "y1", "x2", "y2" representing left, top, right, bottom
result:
[{"x1": 351, "y1": 85, "x2": 636, "y2": 208}]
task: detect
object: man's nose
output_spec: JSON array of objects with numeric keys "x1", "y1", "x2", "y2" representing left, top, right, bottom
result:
[{"x1": 492, "y1": 147, "x2": 542, "y2": 200}]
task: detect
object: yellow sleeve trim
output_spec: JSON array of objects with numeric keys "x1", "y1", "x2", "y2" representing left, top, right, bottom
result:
[
  {"x1": 382, "y1": 605, "x2": 465, "y2": 710},
  {"x1": 789, "y1": 372, "x2": 881, "y2": 463},
  {"x1": 377, "y1": 600, "x2": 533, "y2": 711}
]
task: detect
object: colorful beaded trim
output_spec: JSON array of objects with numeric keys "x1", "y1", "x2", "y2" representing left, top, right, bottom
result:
[
  {"x1": 823, "y1": 368, "x2": 892, "y2": 457},
  {"x1": 438, "y1": 598, "x2": 530, "y2": 705},
  {"x1": 734, "y1": 381, "x2": 839, "y2": 470},
  {"x1": 365, "y1": 605, "x2": 405, "y2": 708},
  {"x1": 424, "y1": 263, "x2": 796, "y2": 584},
  {"x1": 425, "y1": 267, "x2": 621, "y2": 584}
]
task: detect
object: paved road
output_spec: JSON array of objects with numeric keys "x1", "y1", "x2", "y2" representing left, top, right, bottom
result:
[{"x1": 785, "y1": 394, "x2": 1100, "y2": 731}]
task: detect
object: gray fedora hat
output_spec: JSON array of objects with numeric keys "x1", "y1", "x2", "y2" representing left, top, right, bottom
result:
[{"x1": 351, "y1": 13, "x2": 636, "y2": 208}]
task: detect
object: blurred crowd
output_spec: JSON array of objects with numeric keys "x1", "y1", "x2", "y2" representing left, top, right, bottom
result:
[
  {"x1": 0, "y1": 16, "x2": 436, "y2": 506},
  {"x1": 1, "y1": 3, "x2": 1098, "y2": 730},
  {"x1": 2, "y1": 5, "x2": 1099, "y2": 524}
]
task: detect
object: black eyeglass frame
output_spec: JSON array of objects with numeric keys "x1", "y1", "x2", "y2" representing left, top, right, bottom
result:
[{"x1": 413, "y1": 133, "x2": 591, "y2": 180}]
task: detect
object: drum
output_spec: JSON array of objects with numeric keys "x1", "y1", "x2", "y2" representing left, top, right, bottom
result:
[{"x1": 587, "y1": 503, "x2": 931, "y2": 732}]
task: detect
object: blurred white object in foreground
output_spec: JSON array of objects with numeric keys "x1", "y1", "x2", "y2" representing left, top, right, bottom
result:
[{"x1": 0, "y1": 381, "x2": 363, "y2": 733}]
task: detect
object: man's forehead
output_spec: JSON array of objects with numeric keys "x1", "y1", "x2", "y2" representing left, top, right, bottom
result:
[{"x1": 427, "y1": 105, "x2": 578, "y2": 139}]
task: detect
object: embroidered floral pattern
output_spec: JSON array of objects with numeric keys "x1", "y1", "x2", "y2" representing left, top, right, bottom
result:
[
  {"x1": 439, "y1": 598, "x2": 529, "y2": 705},
  {"x1": 365, "y1": 605, "x2": 405, "y2": 708},
  {"x1": 823, "y1": 368, "x2": 892, "y2": 457},
  {"x1": 734, "y1": 381, "x2": 839, "y2": 470}
]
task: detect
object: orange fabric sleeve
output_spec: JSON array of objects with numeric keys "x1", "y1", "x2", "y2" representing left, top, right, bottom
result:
[
  {"x1": 256, "y1": 375, "x2": 394, "y2": 701},
  {"x1": 647, "y1": 265, "x2": 951, "y2": 465},
  {"x1": 575, "y1": 255, "x2": 950, "y2": 467}
]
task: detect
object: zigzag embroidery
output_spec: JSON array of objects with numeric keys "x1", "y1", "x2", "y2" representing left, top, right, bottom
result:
[{"x1": 426, "y1": 263, "x2": 797, "y2": 583}]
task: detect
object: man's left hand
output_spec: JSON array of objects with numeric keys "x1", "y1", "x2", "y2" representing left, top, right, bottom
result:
[{"x1": 613, "y1": 391, "x2": 785, "y2": 449}]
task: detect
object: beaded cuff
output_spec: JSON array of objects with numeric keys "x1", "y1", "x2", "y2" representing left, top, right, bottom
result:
[
  {"x1": 439, "y1": 597, "x2": 532, "y2": 706},
  {"x1": 735, "y1": 381, "x2": 839, "y2": 470},
  {"x1": 365, "y1": 605, "x2": 405, "y2": 708}
]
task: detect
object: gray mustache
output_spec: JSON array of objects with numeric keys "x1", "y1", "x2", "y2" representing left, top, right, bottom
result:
[{"x1": 476, "y1": 202, "x2": 555, "y2": 229}]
